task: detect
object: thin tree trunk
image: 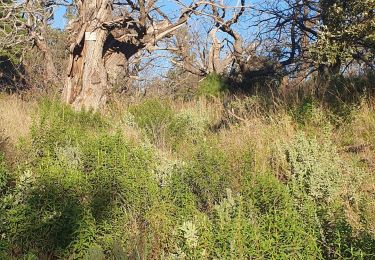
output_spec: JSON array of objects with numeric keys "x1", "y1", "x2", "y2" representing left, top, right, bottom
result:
[
  {"x1": 296, "y1": 0, "x2": 310, "y2": 83},
  {"x1": 34, "y1": 34, "x2": 57, "y2": 83}
]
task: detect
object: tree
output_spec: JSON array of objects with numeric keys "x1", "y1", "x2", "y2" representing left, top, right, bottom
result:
[
  {"x1": 312, "y1": 0, "x2": 375, "y2": 74},
  {"x1": 61, "y1": 0, "x2": 208, "y2": 110},
  {"x1": 168, "y1": 26, "x2": 236, "y2": 77},
  {"x1": 0, "y1": 0, "x2": 27, "y2": 89},
  {"x1": 0, "y1": 0, "x2": 58, "y2": 84},
  {"x1": 252, "y1": 0, "x2": 374, "y2": 83},
  {"x1": 167, "y1": 0, "x2": 260, "y2": 80}
]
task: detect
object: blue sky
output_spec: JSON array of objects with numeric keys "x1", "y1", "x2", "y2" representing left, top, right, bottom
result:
[
  {"x1": 51, "y1": 0, "x2": 177, "y2": 29},
  {"x1": 52, "y1": 6, "x2": 67, "y2": 29},
  {"x1": 50, "y1": 0, "x2": 251, "y2": 30}
]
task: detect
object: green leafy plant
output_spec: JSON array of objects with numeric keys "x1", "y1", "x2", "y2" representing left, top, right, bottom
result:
[
  {"x1": 128, "y1": 99, "x2": 173, "y2": 144},
  {"x1": 197, "y1": 73, "x2": 229, "y2": 97}
]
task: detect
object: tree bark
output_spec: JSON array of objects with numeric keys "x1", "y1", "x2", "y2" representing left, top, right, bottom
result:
[
  {"x1": 61, "y1": 0, "x2": 200, "y2": 110},
  {"x1": 34, "y1": 33, "x2": 57, "y2": 83},
  {"x1": 62, "y1": 0, "x2": 112, "y2": 110}
]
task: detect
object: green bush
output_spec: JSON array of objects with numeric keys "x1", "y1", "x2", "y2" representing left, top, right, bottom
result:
[
  {"x1": 31, "y1": 100, "x2": 107, "y2": 157},
  {"x1": 178, "y1": 142, "x2": 233, "y2": 210},
  {"x1": 1, "y1": 101, "x2": 161, "y2": 258},
  {"x1": 129, "y1": 99, "x2": 209, "y2": 150},
  {"x1": 172, "y1": 175, "x2": 322, "y2": 259},
  {"x1": 281, "y1": 132, "x2": 375, "y2": 258},
  {"x1": 285, "y1": 132, "x2": 344, "y2": 202},
  {"x1": 0, "y1": 154, "x2": 8, "y2": 193},
  {"x1": 167, "y1": 109, "x2": 209, "y2": 150},
  {"x1": 0, "y1": 154, "x2": 11, "y2": 254},
  {"x1": 197, "y1": 73, "x2": 228, "y2": 97},
  {"x1": 128, "y1": 99, "x2": 173, "y2": 144}
]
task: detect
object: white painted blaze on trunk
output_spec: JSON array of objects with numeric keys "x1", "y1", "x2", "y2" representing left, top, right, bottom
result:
[
  {"x1": 85, "y1": 32, "x2": 97, "y2": 41},
  {"x1": 62, "y1": 0, "x2": 113, "y2": 110}
]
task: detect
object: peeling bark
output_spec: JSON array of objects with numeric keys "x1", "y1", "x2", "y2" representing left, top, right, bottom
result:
[
  {"x1": 62, "y1": 0, "x2": 112, "y2": 110},
  {"x1": 61, "y1": 0, "x2": 204, "y2": 110}
]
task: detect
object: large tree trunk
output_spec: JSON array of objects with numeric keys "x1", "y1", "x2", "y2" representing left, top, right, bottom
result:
[
  {"x1": 61, "y1": 0, "x2": 198, "y2": 110},
  {"x1": 62, "y1": 0, "x2": 112, "y2": 110}
]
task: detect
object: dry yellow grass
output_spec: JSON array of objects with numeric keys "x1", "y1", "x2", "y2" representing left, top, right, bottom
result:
[
  {"x1": 217, "y1": 106, "x2": 296, "y2": 173},
  {"x1": 0, "y1": 94, "x2": 35, "y2": 146},
  {"x1": 171, "y1": 96, "x2": 225, "y2": 125}
]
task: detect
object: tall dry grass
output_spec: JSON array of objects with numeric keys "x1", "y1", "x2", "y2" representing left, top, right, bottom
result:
[{"x1": 0, "y1": 94, "x2": 35, "y2": 164}]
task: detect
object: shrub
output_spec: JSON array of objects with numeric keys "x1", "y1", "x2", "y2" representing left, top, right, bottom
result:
[
  {"x1": 0, "y1": 154, "x2": 8, "y2": 193},
  {"x1": 1, "y1": 101, "x2": 161, "y2": 258},
  {"x1": 284, "y1": 132, "x2": 344, "y2": 202},
  {"x1": 128, "y1": 99, "x2": 173, "y2": 145},
  {"x1": 278, "y1": 132, "x2": 375, "y2": 258},
  {"x1": 178, "y1": 142, "x2": 233, "y2": 210},
  {"x1": 291, "y1": 97, "x2": 330, "y2": 128},
  {"x1": 172, "y1": 181, "x2": 322, "y2": 259},
  {"x1": 1, "y1": 95, "x2": 375, "y2": 259},
  {"x1": 197, "y1": 73, "x2": 228, "y2": 97},
  {"x1": 167, "y1": 108, "x2": 209, "y2": 150},
  {"x1": 0, "y1": 154, "x2": 10, "y2": 254},
  {"x1": 31, "y1": 100, "x2": 107, "y2": 156}
]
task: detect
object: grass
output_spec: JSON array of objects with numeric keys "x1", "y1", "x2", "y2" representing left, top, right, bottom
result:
[
  {"x1": 0, "y1": 94, "x2": 34, "y2": 144},
  {"x1": 0, "y1": 94, "x2": 35, "y2": 165},
  {"x1": 0, "y1": 84, "x2": 375, "y2": 258}
]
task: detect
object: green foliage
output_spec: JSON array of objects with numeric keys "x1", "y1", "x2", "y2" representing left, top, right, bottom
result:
[
  {"x1": 128, "y1": 99, "x2": 209, "y2": 150},
  {"x1": 176, "y1": 142, "x2": 232, "y2": 210},
  {"x1": 1, "y1": 96, "x2": 375, "y2": 259},
  {"x1": 311, "y1": 0, "x2": 375, "y2": 67},
  {"x1": 128, "y1": 98, "x2": 173, "y2": 143},
  {"x1": 292, "y1": 97, "x2": 319, "y2": 125},
  {"x1": 197, "y1": 73, "x2": 229, "y2": 97},
  {"x1": 0, "y1": 153, "x2": 11, "y2": 254},
  {"x1": 285, "y1": 132, "x2": 344, "y2": 202},
  {"x1": 280, "y1": 132, "x2": 375, "y2": 258},
  {"x1": 173, "y1": 175, "x2": 322, "y2": 259},
  {"x1": 167, "y1": 109, "x2": 209, "y2": 150},
  {"x1": 0, "y1": 154, "x2": 8, "y2": 193},
  {"x1": 1, "y1": 101, "x2": 160, "y2": 258}
]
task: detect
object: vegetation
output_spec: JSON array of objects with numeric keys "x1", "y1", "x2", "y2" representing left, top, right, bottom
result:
[
  {"x1": 197, "y1": 73, "x2": 229, "y2": 97},
  {"x1": 1, "y1": 75, "x2": 375, "y2": 258},
  {"x1": 312, "y1": 0, "x2": 375, "y2": 67},
  {"x1": 0, "y1": 0, "x2": 374, "y2": 259}
]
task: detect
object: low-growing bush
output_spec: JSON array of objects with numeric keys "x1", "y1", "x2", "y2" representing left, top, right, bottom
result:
[
  {"x1": 276, "y1": 132, "x2": 375, "y2": 258},
  {"x1": 172, "y1": 175, "x2": 322, "y2": 259},
  {"x1": 128, "y1": 98, "x2": 173, "y2": 145},
  {"x1": 178, "y1": 142, "x2": 233, "y2": 210},
  {"x1": 167, "y1": 108, "x2": 209, "y2": 150},
  {"x1": 1, "y1": 102, "x2": 162, "y2": 258},
  {"x1": 0, "y1": 154, "x2": 7, "y2": 193},
  {"x1": 197, "y1": 73, "x2": 229, "y2": 97}
]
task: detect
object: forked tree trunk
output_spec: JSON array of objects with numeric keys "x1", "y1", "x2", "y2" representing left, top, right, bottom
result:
[
  {"x1": 61, "y1": 0, "x2": 198, "y2": 110},
  {"x1": 62, "y1": 0, "x2": 112, "y2": 110}
]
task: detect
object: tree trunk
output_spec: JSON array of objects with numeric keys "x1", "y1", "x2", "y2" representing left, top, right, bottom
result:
[
  {"x1": 34, "y1": 34, "x2": 57, "y2": 83},
  {"x1": 62, "y1": 0, "x2": 112, "y2": 110},
  {"x1": 61, "y1": 0, "x2": 198, "y2": 110}
]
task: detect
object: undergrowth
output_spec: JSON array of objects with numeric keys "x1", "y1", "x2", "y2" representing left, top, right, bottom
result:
[{"x1": 0, "y1": 94, "x2": 374, "y2": 259}]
